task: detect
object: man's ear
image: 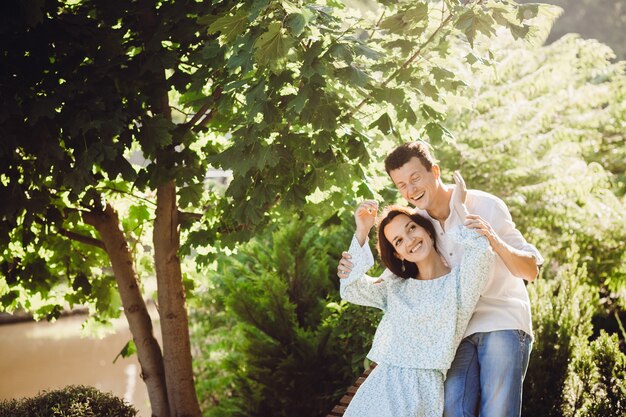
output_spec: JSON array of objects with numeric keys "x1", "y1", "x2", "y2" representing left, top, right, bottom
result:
[{"x1": 432, "y1": 164, "x2": 441, "y2": 180}]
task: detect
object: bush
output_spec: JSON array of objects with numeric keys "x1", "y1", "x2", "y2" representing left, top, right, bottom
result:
[
  {"x1": 0, "y1": 385, "x2": 137, "y2": 417},
  {"x1": 563, "y1": 331, "x2": 626, "y2": 417},
  {"x1": 523, "y1": 247, "x2": 597, "y2": 417},
  {"x1": 191, "y1": 215, "x2": 382, "y2": 417}
]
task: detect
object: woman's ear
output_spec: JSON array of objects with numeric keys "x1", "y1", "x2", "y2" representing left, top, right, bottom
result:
[{"x1": 393, "y1": 252, "x2": 403, "y2": 261}]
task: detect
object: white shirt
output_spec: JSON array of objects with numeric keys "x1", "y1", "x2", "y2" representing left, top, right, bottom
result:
[{"x1": 416, "y1": 189, "x2": 544, "y2": 339}]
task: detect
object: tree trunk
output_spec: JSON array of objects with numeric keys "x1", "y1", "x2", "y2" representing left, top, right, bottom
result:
[
  {"x1": 153, "y1": 180, "x2": 202, "y2": 417},
  {"x1": 84, "y1": 204, "x2": 170, "y2": 417}
]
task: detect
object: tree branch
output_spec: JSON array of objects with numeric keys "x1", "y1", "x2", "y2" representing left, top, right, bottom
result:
[
  {"x1": 177, "y1": 210, "x2": 203, "y2": 223},
  {"x1": 99, "y1": 186, "x2": 157, "y2": 206},
  {"x1": 175, "y1": 85, "x2": 223, "y2": 140},
  {"x1": 184, "y1": 102, "x2": 212, "y2": 129},
  {"x1": 345, "y1": 11, "x2": 455, "y2": 120},
  {"x1": 59, "y1": 227, "x2": 106, "y2": 250}
]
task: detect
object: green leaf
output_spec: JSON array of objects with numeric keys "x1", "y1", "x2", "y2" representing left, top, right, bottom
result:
[
  {"x1": 509, "y1": 23, "x2": 530, "y2": 40},
  {"x1": 423, "y1": 122, "x2": 455, "y2": 145},
  {"x1": 354, "y1": 44, "x2": 383, "y2": 61},
  {"x1": 250, "y1": 0, "x2": 271, "y2": 20},
  {"x1": 256, "y1": 145, "x2": 281, "y2": 170},
  {"x1": 138, "y1": 115, "x2": 174, "y2": 157},
  {"x1": 383, "y1": 39, "x2": 415, "y2": 54},
  {"x1": 420, "y1": 104, "x2": 444, "y2": 121},
  {"x1": 208, "y1": 8, "x2": 249, "y2": 44},
  {"x1": 454, "y1": 9, "x2": 496, "y2": 48},
  {"x1": 0, "y1": 290, "x2": 20, "y2": 307},
  {"x1": 283, "y1": 184, "x2": 308, "y2": 207},
  {"x1": 369, "y1": 112, "x2": 393, "y2": 135},
  {"x1": 113, "y1": 340, "x2": 137, "y2": 364},
  {"x1": 405, "y1": 4, "x2": 429, "y2": 25},
  {"x1": 420, "y1": 82, "x2": 439, "y2": 100},
  {"x1": 517, "y1": 3, "x2": 540, "y2": 21},
  {"x1": 357, "y1": 181, "x2": 376, "y2": 199},
  {"x1": 398, "y1": 104, "x2": 417, "y2": 124},
  {"x1": 127, "y1": 204, "x2": 151, "y2": 230},
  {"x1": 253, "y1": 22, "x2": 294, "y2": 69},
  {"x1": 285, "y1": 13, "x2": 306, "y2": 37},
  {"x1": 371, "y1": 87, "x2": 405, "y2": 106},
  {"x1": 431, "y1": 66, "x2": 455, "y2": 82},
  {"x1": 311, "y1": 101, "x2": 340, "y2": 131},
  {"x1": 336, "y1": 64, "x2": 369, "y2": 87},
  {"x1": 331, "y1": 163, "x2": 354, "y2": 187},
  {"x1": 72, "y1": 273, "x2": 92, "y2": 295},
  {"x1": 380, "y1": 4, "x2": 428, "y2": 35},
  {"x1": 179, "y1": 183, "x2": 204, "y2": 208},
  {"x1": 281, "y1": 0, "x2": 301, "y2": 14},
  {"x1": 329, "y1": 44, "x2": 353, "y2": 64},
  {"x1": 287, "y1": 88, "x2": 308, "y2": 114}
]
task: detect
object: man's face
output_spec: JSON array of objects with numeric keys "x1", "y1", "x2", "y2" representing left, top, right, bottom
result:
[{"x1": 389, "y1": 157, "x2": 440, "y2": 211}]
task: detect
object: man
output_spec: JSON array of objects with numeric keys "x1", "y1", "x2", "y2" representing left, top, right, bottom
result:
[{"x1": 337, "y1": 141, "x2": 543, "y2": 417}]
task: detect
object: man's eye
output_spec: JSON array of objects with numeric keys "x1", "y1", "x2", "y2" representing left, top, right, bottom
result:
[{"x1": 409, "y1": 225, "x2": 416, "y2": 231}]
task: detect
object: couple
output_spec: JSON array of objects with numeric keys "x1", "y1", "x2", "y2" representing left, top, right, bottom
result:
[{"x1": 336, "y1": 142, "x2": 543, "y2": 417}]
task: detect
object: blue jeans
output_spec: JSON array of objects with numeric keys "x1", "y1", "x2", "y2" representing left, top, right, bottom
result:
[{"x1": 443, "y1": 330, "x2": 533, "y2": 417}]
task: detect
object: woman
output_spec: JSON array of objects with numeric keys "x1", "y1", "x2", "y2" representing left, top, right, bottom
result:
[{"x1": 339, "y1": 172, "x2": 494, "y2": 417}]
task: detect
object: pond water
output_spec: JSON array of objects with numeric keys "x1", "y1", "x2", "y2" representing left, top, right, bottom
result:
[{"x1": 0, "y1": 310, "x2": 160, "y2": 416}]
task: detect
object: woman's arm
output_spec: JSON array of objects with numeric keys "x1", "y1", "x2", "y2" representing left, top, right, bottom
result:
[
  {"x1": 337, "y1": 200, "x2": 389, "y2": 310},
  {"x1": 339, "y1": 235, "x2": 388, "y2": 310}
]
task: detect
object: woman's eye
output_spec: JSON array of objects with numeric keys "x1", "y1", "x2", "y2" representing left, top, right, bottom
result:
[
  {"x1": 395, "y1": 239, "x2": 402, "y2": 247},
  {"x1": 409, "y1": 224, "x2": 416, "y2": 231}
]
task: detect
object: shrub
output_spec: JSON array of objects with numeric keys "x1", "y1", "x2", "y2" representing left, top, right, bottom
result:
[
  {"x1": 563, "y1": 331, "x2": 626, "y2": 417},
  {"x1": 191, "y1": 215, "x2": 376, "y2": 417},
  {"x1": 0, "y1": 385, "x2": 137, "y2": 417},
  {"x1": 523, "y1": 247, "x2": 597, "y2": 417}
]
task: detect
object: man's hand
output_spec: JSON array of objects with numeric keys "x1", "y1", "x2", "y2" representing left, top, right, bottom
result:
[
  {"x1": 451, "y1": 171, "x2": 469, "y2": 220},
  {"x1": 464, "y1": 214, "x2": 501, "y2": 247}
]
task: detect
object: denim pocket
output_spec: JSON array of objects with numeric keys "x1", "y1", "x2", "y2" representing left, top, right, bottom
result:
[{"x1": 516, "y1": 329, "x2": 530, "y2": 343}]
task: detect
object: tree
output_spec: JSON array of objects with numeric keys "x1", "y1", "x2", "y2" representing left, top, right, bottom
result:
[
  {"x1": 0, "y1": 0, "x2": 552, "y2": 415},
  {"x1": 518, "y1": 0, "x2": 626, "y2": 59}
]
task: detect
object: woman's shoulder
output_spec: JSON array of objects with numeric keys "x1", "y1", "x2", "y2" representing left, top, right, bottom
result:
[{"x1": 379, "y1": 268, "x2": 403, "y2": 283}]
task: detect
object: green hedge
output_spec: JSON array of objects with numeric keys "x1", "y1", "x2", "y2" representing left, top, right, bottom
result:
[{"x1": 0, "y1": 385, "x2": 137, "y2": 417}]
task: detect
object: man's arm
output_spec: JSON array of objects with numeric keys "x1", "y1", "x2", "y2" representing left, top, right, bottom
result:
[
  {"x1": 464, "y1": 197, "x2": 542, "y2": 282},
  {"x1": 488, "y1": 233, "x2": 540, "y2": 282}
]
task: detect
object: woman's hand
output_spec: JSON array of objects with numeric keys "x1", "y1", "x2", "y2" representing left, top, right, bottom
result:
[
  {"x1": 354, "y1": 200, "x2": 378, "y2": 246},
  {"x1": 451, "y1": 171, "x2": 469, "y2": 220}
]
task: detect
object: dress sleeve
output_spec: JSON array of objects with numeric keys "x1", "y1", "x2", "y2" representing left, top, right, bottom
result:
[
  {"x1": 450, "y1": 226, "x2": 495, "y2": 337},
  {"x1": 339, "y1": 235, "x2": 389, "y2": 311}
]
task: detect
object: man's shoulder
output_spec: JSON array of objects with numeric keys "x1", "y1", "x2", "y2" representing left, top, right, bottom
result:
[
  {"x1": 466, "y1": 189, "x2": 509, "y2": 218},
  {"x1": 467, "y1": 189, "x2": 506, "y2": 203}
]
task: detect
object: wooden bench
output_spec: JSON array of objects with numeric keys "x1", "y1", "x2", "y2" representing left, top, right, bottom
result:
[{"x1": 326, "y1": 362, "x2": 377, "y2": 417}]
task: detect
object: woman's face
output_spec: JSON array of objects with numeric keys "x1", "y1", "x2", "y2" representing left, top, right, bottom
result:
[{"x1": 383, "y1": 214, "x2": 434, "y2": 263}]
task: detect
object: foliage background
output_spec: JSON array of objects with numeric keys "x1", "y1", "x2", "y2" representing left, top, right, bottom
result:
[
  {"x1": 189, "y1": 2, "x2": 626, "y2": 417},
  {"x1": 0, "y1": 0, "x2": 624, "y2": 416}
]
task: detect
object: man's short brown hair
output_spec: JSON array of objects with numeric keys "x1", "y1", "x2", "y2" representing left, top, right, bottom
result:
[{"x1": 384, "y1": 141, "x2": 436, "y2": 174}]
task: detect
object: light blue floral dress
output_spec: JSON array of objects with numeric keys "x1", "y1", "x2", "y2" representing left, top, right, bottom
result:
[{"x1": 340, "y1": 226, "x2": 494, "y2": 417}]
